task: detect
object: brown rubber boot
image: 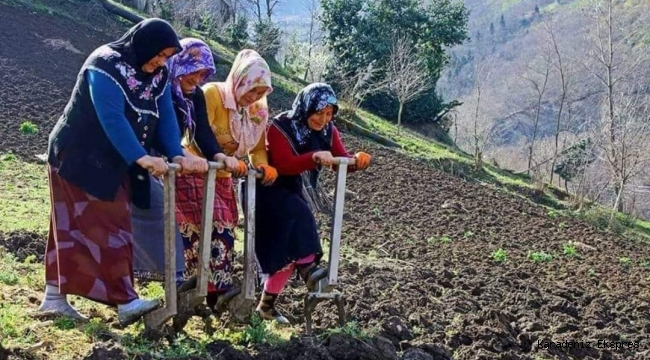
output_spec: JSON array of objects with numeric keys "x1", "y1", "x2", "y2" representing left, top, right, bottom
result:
[
  {"x1": 255, "y1": 291, "x2": 290, "y2": 324},
  {"x1": 296, "y1": 262, "x2": 328, "y2": 291}
]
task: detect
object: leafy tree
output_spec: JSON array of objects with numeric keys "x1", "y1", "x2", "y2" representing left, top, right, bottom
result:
[
  {"x1": 554, "y1": 138, "x2": 596, "y2": 190},
  {"x1": 320, "y1": 0, "x2": 469, "y2": 124},
  {"x1": 228, "y1": 13, "x2": 249, "y2": 48},
  {"x1": 252, "y1": 21, "x2": 281, "y2": 58}
]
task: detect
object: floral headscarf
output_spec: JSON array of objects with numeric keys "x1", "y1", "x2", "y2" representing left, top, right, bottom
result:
[
  {"x1": 216, "y1": 49, "x2": 273, "y2": 158},
  {"x1": 274, "y1": 83, "x2": 339, "y2": 154},
  {"x1": 167, "y1": 38, "x2": 216, "y2": 138}
]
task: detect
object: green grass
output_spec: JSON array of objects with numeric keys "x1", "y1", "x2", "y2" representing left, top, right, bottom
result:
[
  {"x1": 632, "y1": 218, "x2": 650, "y2": 240},
  {"x1": 0, "y1": 246, "x2": 294, "y2": 358},
  {"x1": 0, "y1": 153, "x2": 50, "y2": 233},
  {"x1": 320, "y1": 320, "x2": 376, "y2": 341}
]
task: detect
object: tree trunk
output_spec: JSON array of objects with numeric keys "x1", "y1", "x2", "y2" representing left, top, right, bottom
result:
[
  {"x1": 397, "y1": 101, "x2": 404, "y2": 134},
  {"x1": 304, "y1": 13, "x2": 314, "y2": 81},
  {"x1": 97, "y1": 0, "x2": 145, "y2": 23},
  {"x1": 609, "y1": 179, "x2": 625, "y2": 228}
]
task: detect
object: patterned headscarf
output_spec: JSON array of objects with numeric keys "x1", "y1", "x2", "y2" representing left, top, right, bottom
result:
[
  {"x1": 167, "y1": 38, "x2": 216, "y2": 138},
  {"x1": 274, "y1": 83, "x2": 339, "y2": 154},
  {"x1": 216, "y1": 49, "x2": 273, "y2": 158}
]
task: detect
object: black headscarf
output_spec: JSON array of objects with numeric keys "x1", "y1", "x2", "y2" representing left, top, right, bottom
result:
[
  {"x1": 108, "y1": 18, "x2": 182, "y2": 70},
  {"x1": 274, "y1": 83, "x2": 339, "y2": 154},
  {"x1": 83, "y1": 18, "x2": 182, "y2": 117}
]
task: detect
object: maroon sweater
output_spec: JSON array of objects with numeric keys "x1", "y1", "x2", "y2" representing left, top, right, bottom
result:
[{"x1": 266, "y1": 124, "x2": 356, "y2": 175}]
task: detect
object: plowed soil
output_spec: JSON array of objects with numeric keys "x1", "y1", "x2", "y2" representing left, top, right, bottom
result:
[{"x1": 1, "y1": 1, "x2": 649, "y2": 360}]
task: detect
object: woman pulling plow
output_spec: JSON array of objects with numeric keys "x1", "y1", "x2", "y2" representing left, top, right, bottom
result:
[{"x1": 38, "y1": 19, "x2": 207, "y2": 327}]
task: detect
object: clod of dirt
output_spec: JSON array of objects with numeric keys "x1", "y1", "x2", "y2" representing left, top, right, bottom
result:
[
  {"x1": 415, "y1": 344, "x2": 453, "y2": 360},
  {"x1": 0, "y1": 231, "x2": 46, "y2": 262},
  {"x1": 401, "y1": 349, "x2": 433, "y2": 360},
  {"x1": 0, "y1": 343, "x2": 39, "y2": 360},
  {"x1": 206, "y1": 341, "x2": 254, "y2": 360},
  {"x1": 382, "y1": 316, "x2": 414, "y2": 345},
  {"x1": 326, "y1": 333, "x2": 397, "y2": 360},
  {"x1": 83, "y1": 342, "x2": 128, "y2": 360}
]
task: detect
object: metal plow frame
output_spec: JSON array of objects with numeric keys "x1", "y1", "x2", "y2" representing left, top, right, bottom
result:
[
  {"x1": 227, "y1": 169, "x2": 261, "y2": 321},
  {"x1": 304, "y1": 156, "x2": 356, "y2": 335},
  {"x1": 143, "y1": 161, "x2": 222, "y2": 332}
]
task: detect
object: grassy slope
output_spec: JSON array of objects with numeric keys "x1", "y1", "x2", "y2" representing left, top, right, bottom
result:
[{"x1": 0, "y1": 0, "x2": 648, "y2": 357}]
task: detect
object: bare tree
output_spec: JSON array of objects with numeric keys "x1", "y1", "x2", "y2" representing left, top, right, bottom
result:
[
  {"x1": 245, "y1": 0, "x2": 280, "y2": 23},
  {"x1": 594, "y1": 92, "x2": 650, "y2": 225},
  {"x1": 583, "y1": 0, "x2": 646, "y2": 211},
  {"x1": 330, "y1": 61, "x2": 388, "y2": 118},
  {"x1": 303, "y1": 0, "x2": 322, "y2": 81},
  {"x1": 519, "y1": 54, "x2": 551, "y2": 176},
  {"x1": 384, "y1": 36, "x2": 435, "y2": 131},
  {"x1": 545, "y1": 19, "x2": 571, "y2": 186},
  {"x1": 305, "y1": 45, "x2": 331, "y2": 83},
  {"x1": 456, "y1": 60, "x2": 504, "y2": 169}
]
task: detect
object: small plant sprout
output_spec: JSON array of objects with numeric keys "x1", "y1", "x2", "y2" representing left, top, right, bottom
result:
[
  {"x1": 640, "y1": 260, "x2": 650, "y2": 270},
  {"x1": 547, "y1": 210, "x2": 558, "y2": 219},
  {"x1": 588, "y1": 268, "x2": 596, "y2": 277},
  {"x1": 463, "y1": 231, "x2": 474, "y2": 238},
  {"x1": 439, "y1": 236, "x2": 452, "y2": 244},
  {"x1": 562, "y1": 242, "x2": 577, "y2": 257},
  {"x1": 619, "y1": 257, "x2": 633, "y2": 267},
  {"x1": 528, "y1": 251, "x2": 553, "y2": 263},
  {"x1": 492, "y1": 248, "x2": 507, "y2": 263},
  {"x1": 19, "y1": 121, "x2": 38, "y2": 135}
]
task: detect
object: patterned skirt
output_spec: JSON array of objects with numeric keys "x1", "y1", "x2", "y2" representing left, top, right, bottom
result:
[
  {"x1": 175, "y1": 173, "x2": 239, "y2": 293},
  {"x1": 45, "y1": 165, "x2": 138, "y2": 305}
]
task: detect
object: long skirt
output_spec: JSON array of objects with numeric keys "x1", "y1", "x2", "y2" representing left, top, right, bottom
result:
[
  {"x1": 175, "y1": 172, "x2": 238, "y2": 293},
  {"x1": 45, "y1": 165, "x2": 138, "y2": 305},
  {"x1": 252, "y1": 182, "x2": 322, "y2": 278},
  {"x1": 131, "y1": 175, "x2": 185, "y2": 283}
]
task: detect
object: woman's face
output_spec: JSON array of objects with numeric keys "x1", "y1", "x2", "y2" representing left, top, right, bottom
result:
[
  {"x1": 238, "y1": 86, "x2": 269, "y2": 107},
  {"x1": 307, "y1": 105, "x2": 335, "y2": 131},
  {"x1": 142, "y1": 47, "x2": 177, "y2": 73},
  {"x1": 179, "y1": 69, "x2": 208, "y2": 94}
]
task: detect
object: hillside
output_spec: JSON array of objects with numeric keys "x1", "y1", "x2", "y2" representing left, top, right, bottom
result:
[
  {"x1": 1, "y1": 0, "x2": 650, "y2": 360},
  {"x1": 435, "y1": 0, "x2": 650, "y2": 220},
  {"x1": 438, "y1": 0, "x2": 650, "y2": 145}
]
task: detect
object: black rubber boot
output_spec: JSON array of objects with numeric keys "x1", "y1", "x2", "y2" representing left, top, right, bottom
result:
[{"x1": 206, "y1": 288, "x2": 241, "y2": 314}]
